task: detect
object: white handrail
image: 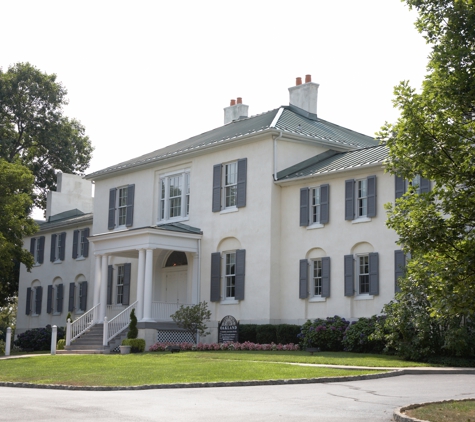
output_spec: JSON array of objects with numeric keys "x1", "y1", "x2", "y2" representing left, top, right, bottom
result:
[
  {"x1": 106, "y1": 301, "x2": 138, "y2": 344},
  {"x1": 68, "y1": 303, "x2": 100, "y2": 343}
]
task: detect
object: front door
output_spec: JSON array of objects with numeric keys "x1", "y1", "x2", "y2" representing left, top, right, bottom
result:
[{"x1": 165, "y1": 270, "x2": 187, "y2": 303}]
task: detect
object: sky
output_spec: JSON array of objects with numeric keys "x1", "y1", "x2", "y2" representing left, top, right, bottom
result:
[{"x1": 1, "y1": 0, "x2": 431, "y2": 177}]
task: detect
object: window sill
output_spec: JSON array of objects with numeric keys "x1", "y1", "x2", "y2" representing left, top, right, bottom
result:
[
  {"x1": 309, "y1": 296, "x2": 326, "y2": 303},
  {"x1": 354, "y1": 295, "x2": 374, "y2": 301},
  {"x1": 221, "y1": 299, "x2": 239, "y2": 305},
  {"x1": 220, "y1": 207, "x2": 238, "y2": 215},
  {"x1": 157, "y1": 216, "x2": 189, "y2": 225},
  {"x1": 53, "y1": 312, "x2": 61, "y2": 316},
  {"x1": 33, "y1": 263, "x2": 41, "y2": 267},
  {"x1": 352, "y1": 217, "x2": 372, "y2": 224},
  {"x1": 307, "y1": 223, "x2": 325, "y2": 230},
  {"x1": 53, "y1": 260, "x2": 62, "y2": 264},
  {"x1": 75, "y1": 256, "x2": 86, "y2": 261},
  {"x1": 75, "y1": 310, "x2": 85, "y2": 315}
]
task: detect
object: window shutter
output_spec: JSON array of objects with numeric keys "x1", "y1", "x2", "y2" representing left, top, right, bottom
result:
[
  {"x1": 47, "y1": 285, "x2": 53, "y2": 314},
  {"x1": 369, "y1": 252, "x2": 379, "y2": 295},
  {"x1": 321, "y1": 257, "x2": 331, "y2": 298},
  {"x1": 210, "y1": 252, "x2": 221, "y2": 302},
  {"x1": 126, "y1": 184, "x2": 135, "y2": 227},
  {"x1": 57, "y1": 283, "x2": 64, "y2": 313},
  {"x1": 108, "y1": 188, "x2": 116, "y2": 230},
  {"x1": 212, "y1": 164, "x2": 222, "y2": 212},
  {"x1": 80, "y1": 281, "x2": 88, "y2": 311},
  {"x1": 26, "y1": 287, "x2": 31, "y2": 315},
  {"x1": 38, "y1": 236, "x2": 45, "y2": 264},
  {"x1": 344, "y1": 255, "x2": 354, "y2": 296},
  {"x1": 107, "y1": 265, "x2": 113, "y2": 305},
  {"x1": 299, "y1": 188, "x2": 309, "y2": 227},
  {"x1": 72, "y1": 230, "x2": 79, "y2": 259},
  {"x1": 236, "y1": 158, "x2": 247, "y2": 208},
  {"x1": 36, "y1": 286, "x2": 43, "y2": 315},
  {"x1": 394, "y1": 250, "x2": 406, "y2": 293},
  {"x1": 299, "y1": 259, "x2": 308, "y2": 299},
  {"x1": 320, "y1": 184, "x2": 330, "y2": 224},
  {"x1": 420, "y1": 177, "x2": 431, "y2": 193},
  {"x1": 123, "y1": 263, "x2": 131, "y2": 306},
  {"x1": 235, "y1": 249, "x2": 246, "y2": 300},
  {"x1": 68, "y1": 283, "x2": 75, "y2": 312},
  {"x1": 30, "y1": 238, "x2": 36, "y2": 256},
  {"x1": 395, "y1": 175, "x2": 405, "y2": 199},
  {"x1": 50, "y1": 234, "x2": 57, "y2": 262},
  {"x1": 367, "y1": 175, "x2": 377, "y2": 218},
  {"x1": 345, "y1": 180, "x2": 355, "y2": 220},
  {"x1": 59, "y1": 232, "x2": 66, "y2": 261},
  {"x1": 82, "y1": 228, "x2": 90, "y2": 257}
]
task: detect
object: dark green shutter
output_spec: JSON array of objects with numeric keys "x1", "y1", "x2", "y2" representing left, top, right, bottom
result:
[
  {"x1": 345, "y1": 180, "x2": 354, "y2": 220},
  {"x1": 50, "y1": 234, "x2": 57, "y2": 262},
  {"x1": 420, "y1": 177, "x2": 431, "y2": 193},
  {"x1": 369, "y1": 252, "x2": 379, "y2": 295},
  {"x1": 47, "y1": 285, "x2": 53, "y2": 314},
  {"x1": 26, "y1": 287, "x2": 31, "y2": 315},
  {"x1": 299, "y1": 188, "x2": 309, "y2": 226},
  {"x1": 72, "y1": 230, "x2": 79, "y2": 259},
  {"x1": 320, "y1": 184, "x2": 330, "y2": 224},
  {"x1": 126, "y1": 184, "x2": 135, "y2": 227},
  {"x1": 395, "y1": 175, "x2": 405, "y2": 199},
  {"x1": 235, "y1": 249, "x2": 246, "y2": 300},
  {"x1": 344, "y1": 255, "x2": 354, "y2": 296},
  {"x1": 38, "y1": 236, "x2": 45, "y2": 264},
  {"x1": 236, "y1": 158, "x2": 247, "y2": 208},
  {"x1": 299, "y1": 259, "x2": 308, "y2": 299},
  {"x1": 30, "y1": 238, "x2": 36, "y2": 256},
  {"x1": 108, "y1": 188, "x2": 116, "y2": 230},
  {"x1": 68, "y1": 283, "x2": 75, "y2": 312},
  {"x1": 35, "y1": 286, "x2": 43, "y2": 315},
  {"x1": 57, "y1": 283, "x2": 63, "y2": 313},
  {"x1": 367, "y1": 175, "x2": 377, "y2": 218},
  {"x1": 123, "y1": 263, "x2": 131, "y2": 306},
  {"x1": 321, "y1": 257, "x2": 331, "y2": 298},
  {"x1": 394, "y1": 250, "x2": 406, "y2": 293},
  {"x1": 59, "y1": 232, "x2": 66, "y2": 261},
  {"x1": 107, "y1": 265, "x2": 113, "y2": 305},
  {"x1": 80, "y1": 281, "x2": 88, "y2": 311},
  {"x1": 82, "y1": 228, "x2": 90, "y2": 257},
  {"x1": 212, "y1": 164, "x2": 222, "y2": 212},
  {"x1": 210, "y1": 252, "x2": 221, "y2": 301}
]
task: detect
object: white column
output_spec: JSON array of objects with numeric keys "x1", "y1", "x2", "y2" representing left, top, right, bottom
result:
[
  {"x1": 192, "y1": 252, "x2": 200, "y2": 304},
  {"x1": 93, "y1": 254, "x2": 102, "y2": 318},
  {"x1": 99, "y1": 254, "x2": 109, "y2": 322},
  {"x1": 136, "y1": 249, "x2": 145, "y2": 320},
  {"x1": 142, "y1": 248, "x2": 154, "y2": 321}
]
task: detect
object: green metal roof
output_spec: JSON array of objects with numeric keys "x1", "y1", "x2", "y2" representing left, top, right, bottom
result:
[
  {"x1": 156, "y1": 222, "x2": 202, "y2": 235},
  {"x1": 277, "y1": 144, "x2": 388, "y2": 180},
  {"x1": 86, "y1": 106, "x2": 378, "y2": 179},
  {"x1": 37, "y1": 210, "x2": 93, "y2": 231}
]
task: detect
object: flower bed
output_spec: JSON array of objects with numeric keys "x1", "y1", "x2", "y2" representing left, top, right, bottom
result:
[{"x1": 149, "y1": 341, "x2": 300, "y2": 352}]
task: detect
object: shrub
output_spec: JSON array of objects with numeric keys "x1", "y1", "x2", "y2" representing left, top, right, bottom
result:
[
  {"x1": 255, "y1": 324, "x2": 277, "y2": 344},
  {"x1": 0, "y1": 339, "x2": 4, "y2": 355},
  {"x1": 171, "y1": 301, "x2": 211, "y2": 343},
  {"x1": 127, "y1": 309, "x2": 138, "y2": 339},
  {"x1": 122, "y1": 338, "x2": 145, "y2": 353},
  {"x1": 276, "y1": 324, "x2": 301, "y2": 345},
  {"x1": 57, "y1": 339, "x2": 66, "y2": 350},
  {"x1": 238, "y1": 324, "x2": 301, "y2": 344},
  {"x1": 238, "y1": 324, "x2": 257, "y2": 343},
  {"x1": 298, "y1": 316, "x2": 350, "y2": 351},
  {"x1": 14, "y1": 325, "x2": 65, "y2": 351},
  {"x1": 342, "y1": 316, "x2": 386, "y2": 354}
]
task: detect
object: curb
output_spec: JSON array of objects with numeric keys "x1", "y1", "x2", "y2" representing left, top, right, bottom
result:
[{"x1": 393, "y1": 398, "x2": 475, "y2": 422}]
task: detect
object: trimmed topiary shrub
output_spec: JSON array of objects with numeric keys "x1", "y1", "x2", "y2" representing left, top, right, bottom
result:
[
  {"x1": 342, "y1": 316, "x2": 386, "y2": 353},
  {"x1": 14, "y1": 325, "x2": 65, "y2": 351},
  {"x1": 127, "y1": 309, "x2": 138, "y2": 339},
  {"x1": 122, "y1": 338, "x2": 145, "y2": 353},
  {"x1": 298, "y1": 316, "x2": 350, "y2": 351}
]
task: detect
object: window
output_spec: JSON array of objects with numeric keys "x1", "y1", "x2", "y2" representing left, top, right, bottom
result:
[
  {"x1": 108, "y1": 184, "x2": 135, "y2": 229},
  {"x1": 210, "y1": 250, "x2": 246, "y2": 301},
  {"x1": 50, "y1": 232, "x2": 66, "y2": 262},
  {"x1": 299, "y1": 185, "x2": 329, "y2": 226},
  {"x1": 68, "y1": 281, "x2": 88, "y2": 313},
  {"x1": 107, "y1": 263, "x2": 131, "y2": 306},
  {"x1": 47, "y1": 282, "x2": 63, "y2": 314},
  {"x1": 159, "y1": 171, "x2": 190, "y2": 222},
  {"x1": 72, "y1": 228, "x2": 90, "y2": 259},
  {"x1": 29, "y1": 236, "x2": 45, "y2": 265},
  {"x1": 395, "y1": 175, "x2": 431, "y2": 199},
  {"x1": 26, "y1": 284, "x2": 43, "y2": 315},
  {"x1": 394, "y1": 250, "x2": 407, "y2": 292},
  {"x1": 212, "y1": 158, "x2": 247, "y2": 212},
  {"x1": 345, "y1": 176, "x2": 376, "y2": 221},
  {"x1": 299, "y1": 257, "x2": 330, "y2": 299},
  {"x1": 344, "y1": 253, "x2": 379, "y2": 296}
]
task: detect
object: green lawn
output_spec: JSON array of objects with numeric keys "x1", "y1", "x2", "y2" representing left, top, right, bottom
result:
[
  {"x1": 0, "y1": 352, "x2": 393, "y2": 387},
  {"x1": 405, "y1": 400, "x2": 475, "y2": 422}
]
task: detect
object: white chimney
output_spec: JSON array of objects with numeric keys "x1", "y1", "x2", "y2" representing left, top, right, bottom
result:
[
  {"x1": 224, "y1": 97, "x2": 249, "y2": 125},
  {"x1": 288, "y1": 74, "x2": 319, "y2": 119}
]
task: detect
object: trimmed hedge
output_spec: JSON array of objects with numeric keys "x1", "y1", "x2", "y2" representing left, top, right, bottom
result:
[
  {"x1": 238, "y1": 324, "x2": 301, "y2": 345},
  {"x1": 14, "y1": 325, "x2": 65, "y2": 351},
  {"x1": 122, "y1": 338, "x2": 145, "y2": 353}
]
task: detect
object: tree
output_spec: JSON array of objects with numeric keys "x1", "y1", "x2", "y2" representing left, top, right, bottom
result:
[
  {"x1": 379, "y1": 0, "x2": 475, "y2": 320},
  {"x1": 171, "y1": 301, "x2": 211, "y2": 343},
  {"x1": 0, "y1": 62, "x2": 93, "y2": 209},
  {"x1": 0, "y1": 160, "x2": 37, "y2": 306}
]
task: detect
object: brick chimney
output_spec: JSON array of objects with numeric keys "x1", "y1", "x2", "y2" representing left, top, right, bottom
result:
[
  {"x1": 288, "y1": 74, "x2": 319, "y2": 119},
  {"x1": 224, "y1": 97, "x2": 249, "y2": 125}
]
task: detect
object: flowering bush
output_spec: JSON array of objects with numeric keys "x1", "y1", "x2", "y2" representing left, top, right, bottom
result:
[
  {"x1": 342, "y1": 316, "x2": 386, "y2": 353},
  {"x1": 149, "y1": 341, "x2": 300, "y2": 352},
  {"x1": 298, "y1": 316, "x2": 350, "y2": 351}
]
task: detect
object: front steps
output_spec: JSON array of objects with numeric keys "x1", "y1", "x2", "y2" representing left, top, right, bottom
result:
[{"x1": 59, "y1": 324, "x2": 113, "y2": 355}]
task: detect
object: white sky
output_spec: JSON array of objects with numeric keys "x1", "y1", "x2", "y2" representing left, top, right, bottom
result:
[{"x1": 2, "y1": 0, "x2": 430, "y2": 176}]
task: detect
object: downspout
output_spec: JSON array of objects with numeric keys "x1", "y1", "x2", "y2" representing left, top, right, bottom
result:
[{"x1": 273, "y1": 130, "x2": 283, "y2": 181}]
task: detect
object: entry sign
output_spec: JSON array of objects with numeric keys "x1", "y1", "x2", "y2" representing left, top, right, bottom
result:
[{"x1": 218, "y1": 315, "x2": 239, "y2": 343}]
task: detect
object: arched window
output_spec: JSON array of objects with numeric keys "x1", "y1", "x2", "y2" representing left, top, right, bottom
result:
[{"x1": 165, "y1": 251, "x2": 188, "y2": 267}]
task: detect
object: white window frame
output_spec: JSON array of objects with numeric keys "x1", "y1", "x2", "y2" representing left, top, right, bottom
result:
[
  {"x1": 31, "y1": 286, "x2": 38, "y2": 316},
  {"x1": 76, "y1": 281, "x2": 85, "y2": 313},
  {"x1": 223, "y1": 162, "x2": 237, "y2": 209},
  {"x1": 223, "y1": 251, "x2": 236, "y2": 300},
  {"x1": 116, "y1": 264, "x2": 125, "y2": 305},
  {"x1": 159, "y1": 170, "x2": 190, "y2": 223},
  {"x1": 357, "y1": 254, "x2": 370, "y2": 295},
  {"x1": 356, "y1": 179, "x2": 368, "y2": 218},
  {"x1": 53, "y1": 233, "x2": 62, "y2": 263},
  {"x1": 79, "y1": 229, "x2": 87, "y2": 258},
  {"x1": 33, "y1": 238, "x2": 42, "y2": 265},
  {"x1": 54, "y1": 285, "x2": 60, "y2": 314},
  {"x1": 312, "y1": 259, "x2": 323, "y2": 297},
  {"x1": 117, "y1": 186, "x2": 128, "y2": 227},
  {"x1": 310, "y1": 186, "x2": 323, "y2": 226}
]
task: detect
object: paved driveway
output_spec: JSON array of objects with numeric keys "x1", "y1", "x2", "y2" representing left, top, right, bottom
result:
[{"x1": 1, "y1": 374, "x2": 474, "y2": 421}]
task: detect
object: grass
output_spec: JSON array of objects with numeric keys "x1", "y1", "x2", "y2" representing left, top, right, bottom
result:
[
  {"x1": 0, "y1": 352, "x2": 391, "y2": 387},
  {"x1": 405, "y1": 399, "x2": 475, "y2": 422}
]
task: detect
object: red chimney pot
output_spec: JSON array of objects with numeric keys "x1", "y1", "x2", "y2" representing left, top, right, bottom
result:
[
  {"x1": 237, "y1": 97, "x2": 242, "y2": 104},
  {"x1": 305, "y1": 74, "x2": 312, "y2": 83},
  {"x1": 296, "y1": 77, "x2": 302, "y2": 86},
  {"x1": 230, "y1": 99, "x2": 236, "y2": 106}
]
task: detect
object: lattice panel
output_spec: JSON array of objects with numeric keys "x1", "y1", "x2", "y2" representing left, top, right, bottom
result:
[{"x1": 157, "y1": 329, "x2": 195, "y2": 343}]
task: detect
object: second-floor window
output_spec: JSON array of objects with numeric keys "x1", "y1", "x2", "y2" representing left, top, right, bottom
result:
[
  {"x1": 30, "y1": 236, "x2": 45, "y2": 265},
  {"x1": 73, "y1": 228, "x2": 90, "y2": 259},
  {"x1": 159, "y1": 171, "x2": 190, "y2": 222},
  {"x1": 212, "y1": 158, "x2": 247, "y2": 212},
  {"x1": 299, "y1": 185, "x2": 329, "y2": 227},
  {"x1": 50, "y1": 232, "x2": 66, "y2": 262},
  {"x1": 108, "y1": 185, "x2": 135, "y2": 230}
]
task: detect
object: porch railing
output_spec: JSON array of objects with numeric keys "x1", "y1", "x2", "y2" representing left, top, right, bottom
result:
[
  {"x1": 151, "y1": 301, "x2": 192, "y2": 321},
  {"x1": 104, "y1": 301, "x2": 138, "y2": 345},
  {"x1": 66, "y1": 303, "x2": 100, "y2": 345}
]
